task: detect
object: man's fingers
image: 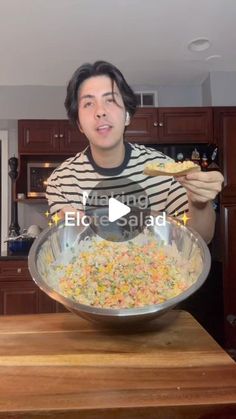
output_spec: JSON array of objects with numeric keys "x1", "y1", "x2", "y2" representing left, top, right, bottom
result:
[
  {"x1": 179, "y1": 180, "x2": 222, "y2": 193},
  {"x1": 185, "y1": 171, "x2": 224, "y2": 183}
]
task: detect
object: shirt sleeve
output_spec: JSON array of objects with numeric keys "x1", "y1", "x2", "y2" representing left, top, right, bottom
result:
[{"x1": 164, "y1": 177, "x2": 189, "y2": 217}]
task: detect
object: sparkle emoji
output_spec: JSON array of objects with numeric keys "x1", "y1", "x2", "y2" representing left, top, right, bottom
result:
[
  {"x1": 181, "y1": 212, "x2": 190, "y2": 226},
  {"x1": 52, "y1": 212, "x2": 61, "y2": 226}
]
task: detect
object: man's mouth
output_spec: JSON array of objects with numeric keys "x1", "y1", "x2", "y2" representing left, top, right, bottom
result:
[
  {"x1": 96, "y1": 124, "x2": 112, "y2": 134},
  {"x1": 97, "y1": 124, "x2": 111, "y2": 131}
]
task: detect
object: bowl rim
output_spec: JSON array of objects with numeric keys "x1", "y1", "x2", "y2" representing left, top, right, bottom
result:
[{"x1": 28, "y1": 215, "x2": 211, "y2": 317}]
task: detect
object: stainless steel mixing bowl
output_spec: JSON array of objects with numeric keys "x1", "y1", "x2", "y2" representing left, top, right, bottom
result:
[{"x1": 28, "y1": 213, "x2": 211, "y2": 324}]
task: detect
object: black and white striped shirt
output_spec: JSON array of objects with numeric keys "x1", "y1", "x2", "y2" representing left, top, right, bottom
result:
[{"x1": 46, "y1": 142, "x2": 189, "y2": 216}]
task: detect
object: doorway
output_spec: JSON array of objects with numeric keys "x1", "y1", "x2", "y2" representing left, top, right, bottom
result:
[{"x1": 0, "y1": 130, "x2": 8, "y2": 252}]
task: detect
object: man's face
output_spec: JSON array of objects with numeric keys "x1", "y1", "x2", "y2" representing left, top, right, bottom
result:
[{"x1": 77, "y1": 75, "x2": 127, "y2": 150}]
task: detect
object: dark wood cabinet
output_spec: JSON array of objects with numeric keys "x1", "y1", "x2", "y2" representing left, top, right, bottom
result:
[
  {"x1": 16, "y1": 120, "x2": 88, "y2": 200},
  {"x1": 125, "y1": 107, "x2": 213, "y2": 144},
  {"x1": 0, "y1": 281, "x2": 38, "y2": 315},
  {"x1": 18, "y1": 120, "x2": 88, "y2": 154},
  {"x1": 221, "y1": 205, "x2": 236, "y2": 349},
  {"x1": 0, "y1": 260, "x2": 67, "y2": 315},
  {"x1": 158, "y1": 107, "x2": 213, "y2": 143},
  {"x1": 125, "y1": 108, "x2": 158, "y2": 143},
  {"x1": 214, "y1": 108, "x2": 236, "y2": 201},
  {"x1": 214, "y1": 107, "x2": 236, "y2": 350},
  {"x1": 19, "y1": 110, "x2": 213, "y2": 153}
]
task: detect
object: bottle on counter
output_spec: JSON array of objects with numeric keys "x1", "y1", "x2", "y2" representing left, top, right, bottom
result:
[
  {"x1": 207, "y1": 147, "x2": 220, "y2": 171},
  {"x1": 191, "y1": 148, "x2": 201, "y2": 166}
]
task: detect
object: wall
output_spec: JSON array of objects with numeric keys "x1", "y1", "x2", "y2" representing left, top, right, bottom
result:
[
  {"x1": 0, "y1": 86, "x2": 67, "y2": 119},
  {"x1": 130, "y1": 84, "x2": 202, "y2": 106},
  {"x1": 0, "y1": 84, "x2": 203, "y2": 119},
  {"x1": 210, "y1": 71, "x2": 236, "y2": 106},
  {"x1": 201, "y1": 75, "x2": 212, "y2": 106}
]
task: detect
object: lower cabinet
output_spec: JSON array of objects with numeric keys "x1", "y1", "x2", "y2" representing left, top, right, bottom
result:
[
  {"x1": 0, "y1": 260, "x2": 67, "y2": 315},
  {"x1": 221, "y1": 203, "x2": 236, "y2": 350}
]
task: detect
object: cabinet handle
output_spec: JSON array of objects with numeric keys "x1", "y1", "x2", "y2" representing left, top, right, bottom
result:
[
  {"x1": 59, "y1": 134, "x2": 64, "y2": 138},
  {"x1": 159, "y1": 122, "x2": 163, "y2": 127},
  {"x1": 153, "y1": 122, "x2": 158, "y2": 127},
  {"x1": 54, "y1": 134, "x2": 59, "y2": 139},
  {"x1": 227, "y1": 314, "x2": 236, "y2": 326},
  {"x1": 17, "y1": 268, "x2": 22, "y2": 273}
]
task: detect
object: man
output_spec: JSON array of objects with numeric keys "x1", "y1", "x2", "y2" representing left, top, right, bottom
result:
[{"x1": 46, "y1": 61, "x2": 224, "y2": 243}]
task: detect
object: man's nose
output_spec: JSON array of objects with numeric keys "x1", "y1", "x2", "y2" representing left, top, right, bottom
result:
[
  {"x1": 96, "y1": 111, "x2": 106, "y2": 118},
  {"x1": 95, "y1": 103, "x2": 106, "y2": 118}
]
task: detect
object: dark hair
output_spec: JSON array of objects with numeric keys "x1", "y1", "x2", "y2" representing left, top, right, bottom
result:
[{"x1": 64, "y1": 60, "x2": 137, "y2": 124}]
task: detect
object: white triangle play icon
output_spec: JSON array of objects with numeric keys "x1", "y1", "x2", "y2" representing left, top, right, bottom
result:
[{"x1": 108, "y1": 197, "x2": 131, "y2": 222}]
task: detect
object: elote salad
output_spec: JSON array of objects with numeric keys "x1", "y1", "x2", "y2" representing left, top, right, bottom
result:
[{"x1": 45, "y1": 233, "x2": 202, "y2": 309}]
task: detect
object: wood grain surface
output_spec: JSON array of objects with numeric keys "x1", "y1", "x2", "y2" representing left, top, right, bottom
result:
[{"x1": 0, "y1": 310, "x2": 235, "y2": 419}]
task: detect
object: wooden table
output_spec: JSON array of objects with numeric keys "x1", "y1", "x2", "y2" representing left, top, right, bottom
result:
[{"x1": 0, "y1": 310, "x2": 235, "y2": 419}]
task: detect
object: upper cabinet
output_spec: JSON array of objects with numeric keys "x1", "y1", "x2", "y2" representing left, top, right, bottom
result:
[
  {"x1": 18, "y1": 120, "x2": 88, "y2": 154},
  {"x1": 19, "y1": 109, "x2": 213, "y2": 154},
  {"x1": 125, "y1": 107, "x2": 213, "y2": 144},
  {"x1": 213, "y1": 107, "x2": 236, "y2": 202},
  {"x1": 124, "y1": 108, "x2": 158, "y2": 143}
]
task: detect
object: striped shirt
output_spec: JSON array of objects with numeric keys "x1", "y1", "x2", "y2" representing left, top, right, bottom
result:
[{"x1": 46, "y1": 142, "x2": 189, "y2": 216}]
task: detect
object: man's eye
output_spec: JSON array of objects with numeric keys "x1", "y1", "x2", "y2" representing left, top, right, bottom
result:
[{"x1": 106, "y1": 98, "x2": 115, "y2": 103}]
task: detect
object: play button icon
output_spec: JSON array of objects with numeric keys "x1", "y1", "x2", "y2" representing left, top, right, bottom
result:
[
  {"x1": 84, "y1": 177, "x2": 151, "y2": 242},
  {"x1": 108, "y1": 197, "x2": 131, "y2": 222}
]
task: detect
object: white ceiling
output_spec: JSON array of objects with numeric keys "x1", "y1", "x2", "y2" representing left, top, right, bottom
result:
[{"x1": 1, "y1": 0, "x2": 236, "y2": 87}]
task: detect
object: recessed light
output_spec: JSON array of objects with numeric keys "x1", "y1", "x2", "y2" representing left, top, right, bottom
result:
[
  {"x1": 205, "y1": 54, "x2": 221, "y2": 61},
  {"x1": 188, "y1": 38, "x2": 211, "y2": 52}
]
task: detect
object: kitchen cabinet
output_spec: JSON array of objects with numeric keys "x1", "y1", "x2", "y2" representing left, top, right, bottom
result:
[
  {"x1": 16, "y1": 119, "x2": 88, "y2": 200},
  {"x1": 0, "y1": 259, "x2": 67, "y2": 315},
  {"x1": 18, "y1": 120, "x2": 88, "y2": 154},
  {"x1": 221, "y1": 205, "x2": 236, "y2": 350},
  {"x1": 214, "y1": 107, "x2": 236, "y2": 350},
  {"x1": 18, "y1": 109, "x2": 213, "y2": 154},
  {"x1": 125, "y1": 108, "x2": 158, "y2": 143},
  {"x1": 214, "y1": 108, "x2": 236, "y2": 201},
  {"x1": 125, "y1": 107, "x2": 213, "y2": 143}
]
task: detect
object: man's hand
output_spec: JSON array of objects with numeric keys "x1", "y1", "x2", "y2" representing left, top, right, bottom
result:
[
  {"x1": 177, "y1": 170, "x2": 224, "y2": 204},
  {"x1": 176, "y1": 170, "x2": 224, "y2": 243}
]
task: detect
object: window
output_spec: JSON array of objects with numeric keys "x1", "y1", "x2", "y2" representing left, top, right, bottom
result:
[{"x1": 135, "y1": 91, "x2": 158, "y2": 107}]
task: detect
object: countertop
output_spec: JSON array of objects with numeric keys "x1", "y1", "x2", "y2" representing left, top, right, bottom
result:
[
  {"x1": 0, "y1": 310, "x2": 236, "y2": 419},
  {"x1": 0, "y1": 250, "x2": 28, "y2": 260}
]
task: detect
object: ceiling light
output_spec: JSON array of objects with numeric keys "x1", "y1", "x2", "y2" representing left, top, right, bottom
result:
[
  {"x1": 188, "y1": 38, "x2": 211, "y2": 52},
  {"x1": 205, "y1": 54, "x2": 221, "y2": 61}
]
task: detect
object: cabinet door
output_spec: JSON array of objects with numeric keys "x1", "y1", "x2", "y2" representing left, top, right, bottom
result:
[
  {"x1": 0, "y1": 260, "x2": 38, "y2": 314},
  {"x1": 214, "y1": 108, "x2": 236, "y2": 201},
  {"x1": 158, "y1": 107, "x2": 213, "y2": 143},
  {"x1": 0, "y1": 261, "x2": 30, "y2": 279},
  {"x1": 38, "y1": 288, "x2": 67, "y2": 313},
  {"x1": 0, "y1": 281, "x2": 39, "y2": 315},
  {"x1": 59, "y1": 121, "x2": 88, "y2": 153},
  {"x1": 18, "y1": 120, "x2": 60, "y2": 153},
  {"x1": 0, "y1": 260, "x2": 68, "y2": 315},
  {"x1": 125, "y1": 108, "x2": 158, "y2": 143},
  {"x1": 214, "y1": 108, "x2": 236, "y2": 349},
  {"x1": 221, "y1": 204, "x2": 236, "y2": 349}
]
